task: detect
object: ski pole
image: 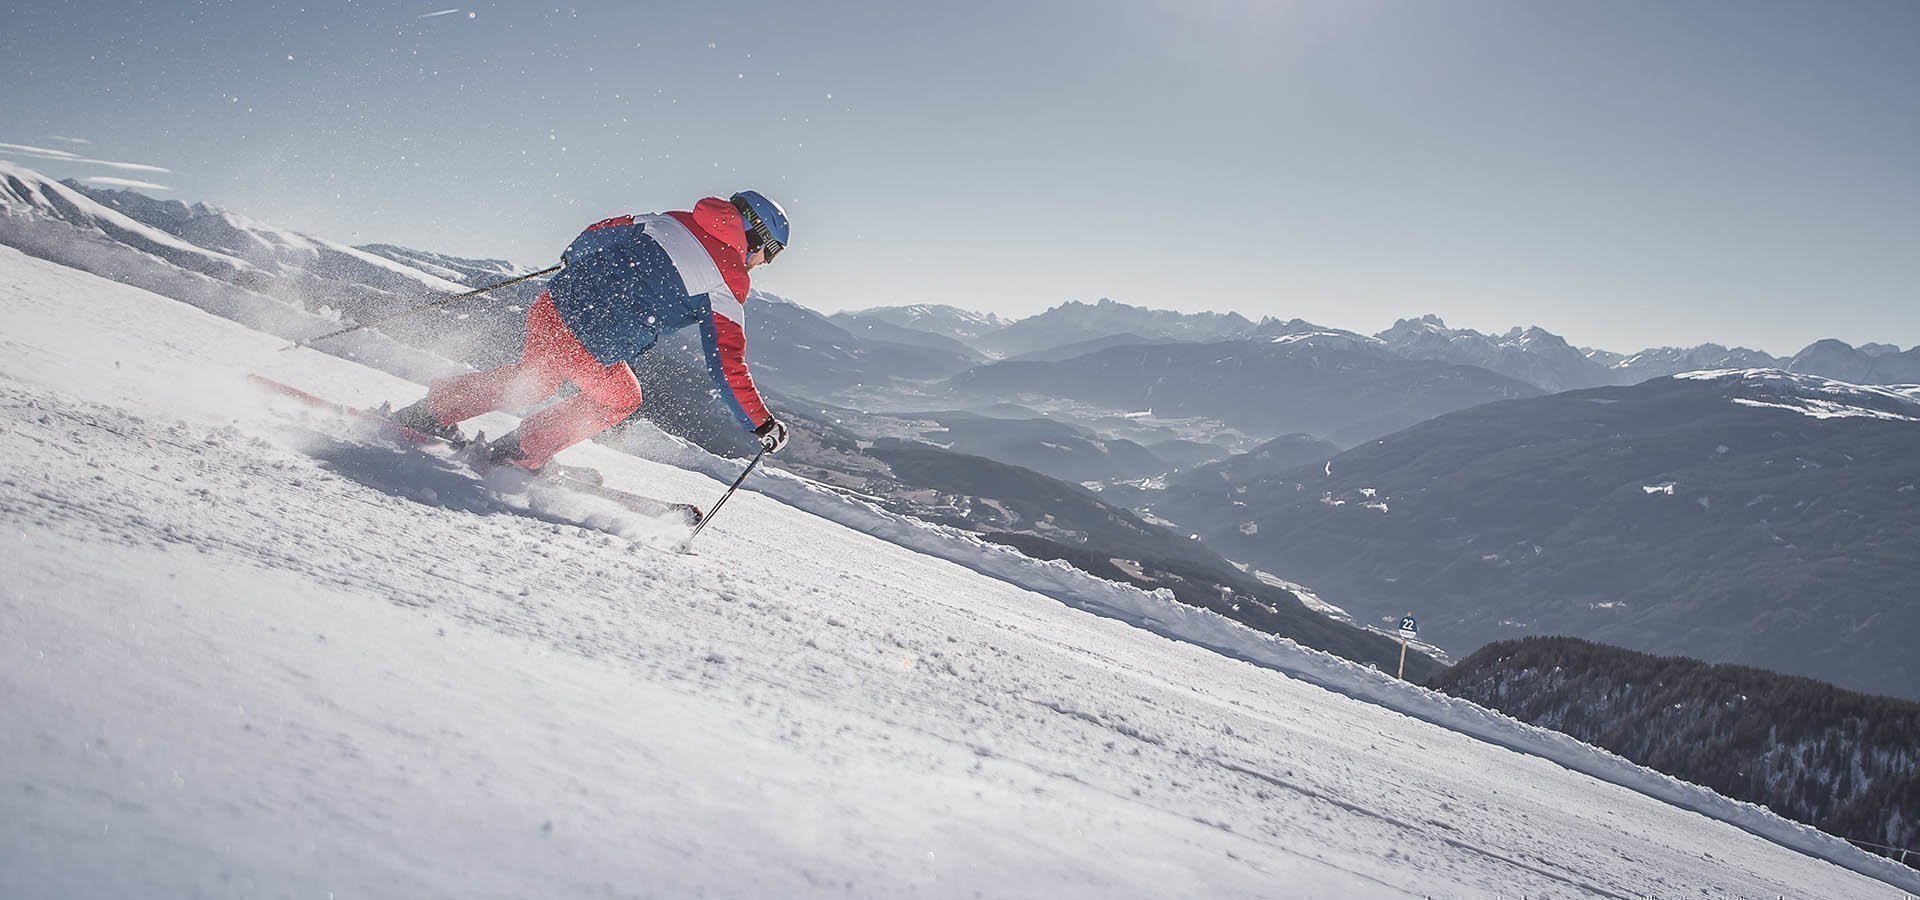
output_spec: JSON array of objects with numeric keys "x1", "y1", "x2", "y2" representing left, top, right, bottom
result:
[
  {"x1": 280, "y1": 262, "x2": 563, "y2": 351},
  {"x1": 684, "y1": 445, "x2": 768, "y2": 547}
]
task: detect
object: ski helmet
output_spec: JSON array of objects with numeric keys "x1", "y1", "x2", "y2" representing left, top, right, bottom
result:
[{"x1": 730, "y1": 190, "x2": 790, "y2": 261}]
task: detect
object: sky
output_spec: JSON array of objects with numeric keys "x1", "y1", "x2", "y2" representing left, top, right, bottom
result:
[{"x1": 1, "y1": 0, "x2": 1915, "y2": 355}]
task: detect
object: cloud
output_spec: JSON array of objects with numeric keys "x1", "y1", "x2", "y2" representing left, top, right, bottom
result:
[
  {"x1": 1, "y1": 141, "x2": 79, "y2": 160},
  {"x1": 0, "y1": 141, "x2": 172, "y2": 174},
  {"x1": 80, "y1": 176, "x2": 173, "y2": 192},
  {"x1": 42, "y1": 135, "x2": 92, "y2": 145}
]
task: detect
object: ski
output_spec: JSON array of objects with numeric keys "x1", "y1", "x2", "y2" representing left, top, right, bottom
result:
[
  {"x1": 248, "y1": 373, "x2": 701, "y2": 526},
  {"x1": 248, "y1": 373, "x2": 446, "y2": 447},
  {"x1": 539, "y1": 469, "x2": 701, "y2": 525}
]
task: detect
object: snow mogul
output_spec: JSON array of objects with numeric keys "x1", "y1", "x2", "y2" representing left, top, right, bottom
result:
[{"x1": 385, "y1": 191, "x2": 793, "y2": 470}]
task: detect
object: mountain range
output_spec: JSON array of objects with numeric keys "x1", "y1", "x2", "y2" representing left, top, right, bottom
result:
[
  {"x1": 821, "y1": 311, "x2": 987, "y2": 361},
  {"x1": 948, "y1": 332, "x2": 1543, "y2": 445},
  {"x1": 737, "y1": 294, "x2": 981, "y2": 398},
  {"x1": 839, "y1": 298, "x2": 1916, "y2": 398},
  {"x1": 1149, "y1": 369, "x2": 1920, "y2": 700},
  {"x1": 830, "y1": 302, "x2": 1009, "y2": 342},
  {"x1": 713, "y1": 396, "x2": 1441, "y2": 678},
  {"x1": 966, "y1": 297, "x2": 1260, "y2": 357}
]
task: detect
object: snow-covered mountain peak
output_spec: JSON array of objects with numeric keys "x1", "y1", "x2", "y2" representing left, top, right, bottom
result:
[
  {"x1": 1378, "y1": 316, "x2": 1568, "y2": 351},
  {"x1": 970, "y1": 297, "x2": 1262, "y2": 356},
  {"x1": 0, "y1": 160, "x2": 254, "y2": 274},
  {"x1": 834, "y1": 302, "x2": 1010, "y2": 343},
  {"x1": 881, "y1": 302, "x2": 1003, "y2": 326},
  {"x1": 1255, "y1": 318, "x2": 1381, "y2": 351},
  {"x1": 747, "y1": 289, "x2": 801, "y2": 306},
  {"x1": 1044, "y1": 296, "x2": 1257, "y2": 331},
  {"x1": 1266, "y1": 330, "x2": 1372, "y2": 347},
  {"x1": 1375, "y1": 315, "x2": 1602, "y2": 392},
  {"x1": 69, "y1": 179, "x2": 469, "y2": 294},
  {"x1": 1584, "y1": 343, "x2": 1784, "y2": 386},
  {"x1": 1390, "y1": 313, "x2": 1450, "y2": 331},
  {"x1": 1786, "y1": 338, "x2": 1920, "y2": 385},
  {"x1": 1, "y1": 161, "x2": 79, "y2": 214},
  {"x1": 929, "y1": 303, "x2": 1000, "y2": 325},
  {"x1": 1500, "y1": 325, "x2": 1567, "y2": 347}
]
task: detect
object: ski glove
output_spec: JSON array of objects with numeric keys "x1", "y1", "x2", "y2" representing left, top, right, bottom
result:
[{"x1": 755, "y1": 417, "x2": 791, "y2": 454}]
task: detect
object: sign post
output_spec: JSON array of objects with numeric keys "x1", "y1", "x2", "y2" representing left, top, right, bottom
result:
[{"x1": 1397, "y1": 614, "x2": 1418, "y2": 680}]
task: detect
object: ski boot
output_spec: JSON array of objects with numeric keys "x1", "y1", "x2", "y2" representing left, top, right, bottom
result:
[
  {"x1": 479, "y1": 429, "x2": 604, "y2": 484},
  {"x1": 376, "y1": 399, "x2": 468, "y2": 445},
  {"x1": 482, "y1": 429, "x2": 535, "y2": 470}
]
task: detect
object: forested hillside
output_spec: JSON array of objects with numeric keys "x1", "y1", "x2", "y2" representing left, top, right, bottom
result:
[{"x1": 1430, "y1": 636, "x2": 1920, "y2": 867}]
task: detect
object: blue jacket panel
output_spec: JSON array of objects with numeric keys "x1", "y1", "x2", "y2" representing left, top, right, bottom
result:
[{"x1": 547, "y1": 222, "x2": 707, "y2": 366}]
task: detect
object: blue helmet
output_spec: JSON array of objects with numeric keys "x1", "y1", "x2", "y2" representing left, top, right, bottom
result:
[{"x1": 730, "y1": 190, "x2": 790, "y2": 261}]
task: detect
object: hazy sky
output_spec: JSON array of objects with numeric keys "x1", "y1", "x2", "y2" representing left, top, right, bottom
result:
[{"x1": 2, "y1": 1, "x2": 1914, "y2": 354}]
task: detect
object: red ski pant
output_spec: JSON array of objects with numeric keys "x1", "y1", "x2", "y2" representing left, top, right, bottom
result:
[{"x1": 426, "y1": 292, "x2": 642, "y2": 469}]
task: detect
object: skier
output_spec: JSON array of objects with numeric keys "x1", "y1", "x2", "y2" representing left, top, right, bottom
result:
[{"x1": 385, "y1": 191, "x2": 793, "y2": 471}]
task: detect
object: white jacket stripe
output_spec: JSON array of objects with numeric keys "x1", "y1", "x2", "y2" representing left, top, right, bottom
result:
[{"x1": 638, "y1": 214, "x2": 746, "y2": 323}]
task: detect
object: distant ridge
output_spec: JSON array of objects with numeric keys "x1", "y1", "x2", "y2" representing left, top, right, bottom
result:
[{"x1": 1155, "y1": 368, "x2": 1920, "y2": 699}]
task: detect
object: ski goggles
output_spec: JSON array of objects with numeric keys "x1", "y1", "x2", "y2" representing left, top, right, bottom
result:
[{"x1": 746, "y1": 218, "x2": 785, "y2": 263}]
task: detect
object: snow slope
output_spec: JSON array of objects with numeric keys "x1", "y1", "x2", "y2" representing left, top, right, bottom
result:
[
  {"x1": 0, "y1": 160, "x2": 252, "y2": 278},
  {"x1": 1674, "y1": 367, "x2": 1920, "y2": 422},
  {"x1": 3, "y1": 243, "x2": 1915, "y2": 898}
]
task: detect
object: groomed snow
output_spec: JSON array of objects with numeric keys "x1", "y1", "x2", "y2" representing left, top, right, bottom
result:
[{"x1": 4, "y1": 244, "x2": 1916, "y2": 898}]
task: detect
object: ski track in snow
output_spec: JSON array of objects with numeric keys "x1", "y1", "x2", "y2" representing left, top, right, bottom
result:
[{"x1": 3, "y1": 243, "x2": 1915, "y2": 898}]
